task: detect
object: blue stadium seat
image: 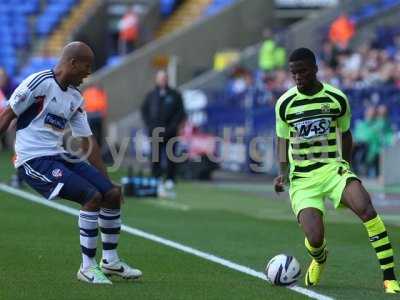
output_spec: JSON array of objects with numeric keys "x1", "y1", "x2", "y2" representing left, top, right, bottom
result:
[
  {"x1": 203, "y1": 0, "x2": 236, "y2": 17},
  {"x1": 15, "y1": 56, "x2": 57, "y2": 83},
  {"x1": 0, "y1": 0, "x2": 59, "y2": 75},
  {"x1": 160, "y1": 0, "x2": 176, "y2": 17},
  {"x1": 36, "y1": 0, "x2": 76, "y2": 36}
]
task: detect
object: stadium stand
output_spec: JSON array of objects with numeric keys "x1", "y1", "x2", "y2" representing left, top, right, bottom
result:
[
  {"x1": 36, "y1": 0, "x2": 77, "y2": 37},
  {"x1": 0, "y1": 0, "x2": 81, "y2": 82},
  {"x1": 156, "y1": 0, "x2": 238, "y2": 39},
  {"x1": 0, "y1": 0, "x2": 41, "y2": 76},
  {"x1": 203, "y1": 0, "x2": 237, "y2": 17},
  {"x1": 44, "y1": 0, "x2": 98, "y2": 56},
  {"x1": 160, "y1": 0, "x2": 179, "y2": 17},
  {"x1": 15, "y1": 56, "x2": 58, "y2": 84},
  {"x1": 156, "y1": 0, "x2": 213, "y2": 39},
  {"x1": 349, "y1": 0, "x2": 400, "y2": 24}
]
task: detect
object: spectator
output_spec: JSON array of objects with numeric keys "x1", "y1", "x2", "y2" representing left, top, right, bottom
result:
[
  {"x1": 0, "y1": 67, "x2": 17, "y2": 99},
  {"x1": 372, "y1": 104, "x2": 393, "y2": 176},
  {"x1": 0, "y1": 89, "x2": 6, "y2": 113},
  {"x1": 82, "y1": 85, "x2": 108, "y2": 147},
  {"x1": 353, "y1": 106, "x2": 376, "y2": 176},
  {"x1": 228, "y1": 67, "x2": 252, "y2": 95},
  {"x1": 0, "y1": 89, "x2": 7, "y2": 150},
  {"x1": 258, "y1": 29, "x2": 286, "y2": 72},
  {"x1": 118, "y1": 7, "x2": 140, "y2": 55},
  {"x1": 141, "y1": 70, "x2": 186, "y2": 197},
  {"x1": 329, "y1": 13, "x2": 355, "y2": 50},
  {"x1": 354, "y1": 105, "x2": 392, "y2": 178},
  {"x1": 320, "y1": 40, "x2": 339, "y2": 68}
]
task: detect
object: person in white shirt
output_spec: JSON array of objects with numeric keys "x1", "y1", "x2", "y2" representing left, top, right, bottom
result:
[{"x1": 0, "y1": 41, "x2": 142, "y2": 284}]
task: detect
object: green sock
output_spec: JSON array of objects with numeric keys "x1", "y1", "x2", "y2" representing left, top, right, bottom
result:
[
  {"x1": 364, "y1": 215, "x2": 396, "y2": 280},
  {"x1": 305, "y1": 238, "x2": 327, "y2": 264}
]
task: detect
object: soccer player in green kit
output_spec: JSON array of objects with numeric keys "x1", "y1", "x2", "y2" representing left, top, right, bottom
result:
[{"x1": 274, "y1": 47, "x2": 400, "y2": 293}]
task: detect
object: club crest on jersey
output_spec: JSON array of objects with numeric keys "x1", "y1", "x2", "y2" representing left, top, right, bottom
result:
[
  {"x1": 51, "y1": 97, "x2": 57, "y2": 103},
  {"x1": 52, "y1": 168, "x2": 63, "y2": 178},
  {"x1": 321, "y1": 103, "x2": 330, "y2": 113}
]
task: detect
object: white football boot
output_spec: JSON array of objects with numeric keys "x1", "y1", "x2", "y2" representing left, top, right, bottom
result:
[
  {"x1": 100, "y1": 259, "x2": 142, "y2": 279},
  {"x1": 77, "y1": 264, "x2": 112, "y2": 284}
]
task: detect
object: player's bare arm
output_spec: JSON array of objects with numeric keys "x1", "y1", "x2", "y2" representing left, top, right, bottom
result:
[
  {"x1": 0, "y1": 106, "x2": 17, "y2": 137},
  {"x1": 274, "y1": 137, "x2": 289, "y2": 194},
  {"x1": 342, "y1": 130, "x2": 353, "y2": 165}
]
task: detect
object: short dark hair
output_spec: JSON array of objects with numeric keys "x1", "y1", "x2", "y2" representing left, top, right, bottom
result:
[{"x1": 289, "y1": 48, "x2": 316, "y2": 65}]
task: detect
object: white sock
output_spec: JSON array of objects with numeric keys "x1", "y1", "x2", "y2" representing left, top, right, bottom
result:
[
  {"x1": 79, "y1": 210, "x2": 99, "y2": 269},
  {"x1": 99, "y1": 208, "x2": 121, "y2": 263}
]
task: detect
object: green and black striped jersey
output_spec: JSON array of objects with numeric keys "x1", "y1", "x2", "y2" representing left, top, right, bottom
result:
[{"x1": 275, "y1": 83, "x2": 351, "y2": 177}]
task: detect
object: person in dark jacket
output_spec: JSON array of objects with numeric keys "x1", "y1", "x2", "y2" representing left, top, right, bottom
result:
[{"x1": 141, "y1": 70, "x2": 186, "y2": 196}]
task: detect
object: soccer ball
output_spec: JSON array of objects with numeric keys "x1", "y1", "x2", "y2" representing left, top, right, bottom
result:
[{"x1": 264, "y1": 254, "x2": 301, "y2": 286}]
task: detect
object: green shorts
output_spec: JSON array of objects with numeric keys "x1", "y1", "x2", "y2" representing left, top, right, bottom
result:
[{"x1": 289, "y1": 162, "x2": 358, "y2": 217}]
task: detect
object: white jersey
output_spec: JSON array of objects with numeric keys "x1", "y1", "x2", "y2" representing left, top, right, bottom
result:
[{"x1": 9, "y1": 70, "x2": 93, "y2": 167}]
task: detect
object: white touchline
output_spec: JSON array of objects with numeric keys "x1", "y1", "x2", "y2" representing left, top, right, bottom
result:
[{"x1": 0, "y1": 183, "x2": 333, "y2": 300}]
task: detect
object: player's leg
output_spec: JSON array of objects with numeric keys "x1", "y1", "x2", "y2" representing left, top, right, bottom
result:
[
  {"x1": 165, "y1": 140, "x2": 177, "y2": 196},
  {"x1": 66, "y1": 157, "x2": 142, "y2": 279},
  {"x1": 151, "y1": 139, "x2": 163, "y2": 179},
  {"x1": 340, "y1": 178, "x2": 400, "y2": 293},
  {"x1": 18, "y1": 158, "x2": 111, "y2": 284},
  {"x1": 57, "y1": 167, "x2": 114, "y2": 284},
  {"x1": 298, "y1": 208, "x2": 328, "y2": 286},
  {"x1": 291, "y1": 178, "x2": 327, "y2": 286},
  {"x1": 99, "y1": 187, "x2": 141, "y2": 279}
]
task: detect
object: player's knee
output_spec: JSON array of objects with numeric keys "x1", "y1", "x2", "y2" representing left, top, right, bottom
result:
[
  {"x1": 83, "y1": 191, "x2": 103, "y2": 211},
  {"x1": 102, "y1": 187, "x2": 121, "y2": 208},
  {"x1": 358, "y1": 204, "x2": 377, "y2": 222}
]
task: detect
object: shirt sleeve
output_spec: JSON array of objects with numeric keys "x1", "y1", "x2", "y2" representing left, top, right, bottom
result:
[
  {"x1": 8, "y1": 81, "x2": 36, "y2": 116},
  {"x1": 69, "y1": 107, "x2": 93, "y2": 137},
  {"x1": 337, "y1": 94, "x2": 351, "y2": 132},
  {"x1": 275, "y1": 99, "x2": 290, "y2": 139}
]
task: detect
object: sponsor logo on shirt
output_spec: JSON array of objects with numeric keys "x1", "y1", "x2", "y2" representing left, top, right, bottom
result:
[
  {"x1": 293, "y1": 118, "x2": 331, "y2": 139},
  {"x1": 44, "y1": 113, "x2": 67, "y2": 131}
]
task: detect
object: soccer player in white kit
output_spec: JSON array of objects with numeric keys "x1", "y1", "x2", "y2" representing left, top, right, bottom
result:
[{"x1": 0, "y1": 42, "x2": 142, "y2": 284}]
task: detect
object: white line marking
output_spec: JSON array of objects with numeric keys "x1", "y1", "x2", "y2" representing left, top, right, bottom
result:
[
  {"x1": 0, "y1": 183, "x2": 333, "y2": 300},
  {"x1": 146, "y1": 199, "x2": 191, "y2": 211}
]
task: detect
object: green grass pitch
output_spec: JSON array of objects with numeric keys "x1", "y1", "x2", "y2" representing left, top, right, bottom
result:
[{"x1": 1, "y1": 150, "x2": 400, "y2": 299}]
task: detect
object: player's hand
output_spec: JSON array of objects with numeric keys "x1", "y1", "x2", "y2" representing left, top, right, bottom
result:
[{"x1": 274, "y1": 175, "x2": 287, "y2": 194}]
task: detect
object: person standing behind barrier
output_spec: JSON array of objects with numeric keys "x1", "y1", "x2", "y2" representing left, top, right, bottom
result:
[
  {"x1": 353, "y1": 106, "x2": 376, "y2": 176},
  {"x1": 329, "y1": 13, "x2": 355, "y2": 50},
  {"x1": 0, "y1": 68, "x2": 17, "y2": 150},
  {"x1": 371, "y1": 104, "x2": 393, "y2": 177},
  {"x1": 258, "y1": 29, "x2": 286, "y2": 73},
  {"x1": 0, "y1": 89, "x2": 7, "y2": 150},
  {"x1": 83, "y1": 85, "x2": 108, "y2": 148},
  {"x1": 118, "y1": 7, "x2": 139, "y2": 55},
  {"x1": 141, "y1": 70, "x2": 186, "y2": 197}
]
